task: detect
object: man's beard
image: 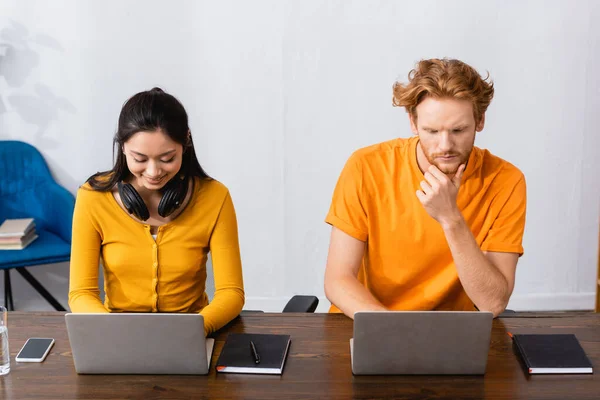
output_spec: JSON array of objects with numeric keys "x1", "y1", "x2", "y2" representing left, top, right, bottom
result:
[{"x1": 425, "y1": 149, "x2": 472, "y2": 175}]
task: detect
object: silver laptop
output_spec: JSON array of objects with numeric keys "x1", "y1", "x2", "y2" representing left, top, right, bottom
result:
[
  {"x1": 65, "y1": 313, "x2": 214, "y2": 375},
  {"x1": 351, "y1": 311, "x2": 493, "y2": 375}
]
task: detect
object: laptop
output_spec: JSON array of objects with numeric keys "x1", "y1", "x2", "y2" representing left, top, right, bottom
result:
[
  {"x1": 65, "y1": 313, "x2": 214, "y2": 375},
  {"x1": 350, "y1": 311, "x2": 493, "y2": 375}
]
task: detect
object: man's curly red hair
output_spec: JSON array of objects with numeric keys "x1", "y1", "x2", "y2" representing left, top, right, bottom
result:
[{"x1": 393, "y1": 58, "x2": 494, "y2": 124}]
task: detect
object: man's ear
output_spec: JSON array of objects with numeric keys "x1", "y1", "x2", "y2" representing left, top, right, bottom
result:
[
  {"x1": 409, "y1": 113, "x2": 419, "y2": 135},
  {"x1": 476, "y1": 114, "x2": 485, "y2": 132}
]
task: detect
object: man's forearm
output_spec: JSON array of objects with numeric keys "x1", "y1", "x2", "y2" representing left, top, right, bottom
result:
[
  {"x1": 441, "y1": 215, "x2": 510, "y2": 316},
  {"x1": 325, "y1": 275, "x2": 387, "y2": 319}
]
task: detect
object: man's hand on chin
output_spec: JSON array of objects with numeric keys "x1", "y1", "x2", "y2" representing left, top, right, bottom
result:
[{"x1": 416, "y1": 164, "x2": 465, "y2": 227}]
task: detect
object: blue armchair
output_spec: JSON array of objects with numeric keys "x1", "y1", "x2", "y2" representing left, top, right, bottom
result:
[{"x1": 0, "y1": 141, "x2": 74, "y2": 311}]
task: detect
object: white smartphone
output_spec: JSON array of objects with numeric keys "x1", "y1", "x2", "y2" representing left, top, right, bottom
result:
[{"x1": 15, "y1": 338, "x2": 55, "y2": 362}]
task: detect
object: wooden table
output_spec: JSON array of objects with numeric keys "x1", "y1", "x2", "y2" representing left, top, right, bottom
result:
[{"x1": 0, "y1": 312, "x2": 598, "y2": 399}]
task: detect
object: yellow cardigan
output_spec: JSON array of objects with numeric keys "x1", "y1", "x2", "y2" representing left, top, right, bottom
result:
[{"x1": 68, "y1": 177, "x2": 245, "y2": 335}]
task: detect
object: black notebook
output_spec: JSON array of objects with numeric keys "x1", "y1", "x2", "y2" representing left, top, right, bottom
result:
[
  {"x1": 512, "y1": 334, "x2": 593, "y2": 374},
  {"x1": 216, "y1": 333, "x2": 291, "y2": 375}
]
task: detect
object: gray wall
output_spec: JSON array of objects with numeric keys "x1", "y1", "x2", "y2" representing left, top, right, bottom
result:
[{"x1": 0, "y1": 0, "x2": 599, "y2": 312}]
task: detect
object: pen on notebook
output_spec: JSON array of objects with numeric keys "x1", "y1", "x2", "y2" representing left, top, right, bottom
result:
[{"x1": 250, "y1": 340, "x2": 261, "y2": 364}]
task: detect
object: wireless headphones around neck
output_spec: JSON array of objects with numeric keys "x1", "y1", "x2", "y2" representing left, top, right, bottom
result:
[{"x1": 117, "y1": 175, "x2": 189, "y2": 221}]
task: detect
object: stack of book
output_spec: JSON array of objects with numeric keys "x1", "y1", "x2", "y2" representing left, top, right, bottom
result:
[{"x1": 0, "y1": 218, "x2": 38, "y2": 250}]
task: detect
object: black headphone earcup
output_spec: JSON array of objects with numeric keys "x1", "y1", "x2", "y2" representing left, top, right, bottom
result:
[
  {"x1": 158, "y1": 176, "x2": 188, "y2": 218},
  {"x1": 118, "y1": 182, "x2": 150, "y2": 221}
]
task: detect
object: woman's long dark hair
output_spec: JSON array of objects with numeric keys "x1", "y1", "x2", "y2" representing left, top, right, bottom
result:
[{"x1": 87, "y1": 87, "x2": 211, "y2": 191}]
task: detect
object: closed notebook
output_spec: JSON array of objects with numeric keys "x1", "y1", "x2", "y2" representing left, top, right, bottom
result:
[
  {"x1": 0, "y1": 218, "x2": 35, "y2": 238},
  {"x1": 216, "y1": 333, "x2": 291, "y2": 375},
  {"x1": 512, "y1": 334, "x2": 593, "y2": 374}
]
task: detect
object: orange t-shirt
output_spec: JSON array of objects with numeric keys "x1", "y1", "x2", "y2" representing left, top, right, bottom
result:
[{"x1": 325, "y1": 136, "x2": 526, "y2": 312}]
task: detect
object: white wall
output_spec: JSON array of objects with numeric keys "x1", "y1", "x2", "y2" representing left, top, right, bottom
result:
[{"x1": 0, "y1": 0, "x2": 598, "y2": 312}]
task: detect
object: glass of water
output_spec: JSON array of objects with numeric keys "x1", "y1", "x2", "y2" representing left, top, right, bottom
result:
[{"x1": 0, "y1": 305, "x2": 9, "y2": 375}]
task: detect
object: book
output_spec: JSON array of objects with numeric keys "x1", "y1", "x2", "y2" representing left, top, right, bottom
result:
[
  {"x1": 0, "y1": 218, "x2": 35, "y2": 238},
  {"x1": 0, "y1": 228, "x2": 38, "y2": 244},
  {"x1": 216, "y1": 333, "x2": 291, "y2": 375},
  {"x1": 511, "y1": 333, "x2": 593, "y2": 374},
  {"x1": 0, "y1": 233, "x2": 38, "y2": 250}
]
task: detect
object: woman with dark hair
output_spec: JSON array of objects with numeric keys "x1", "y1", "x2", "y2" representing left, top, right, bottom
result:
[{"x1": 68, "y1": 88, "x2": 244, "y2": 335}]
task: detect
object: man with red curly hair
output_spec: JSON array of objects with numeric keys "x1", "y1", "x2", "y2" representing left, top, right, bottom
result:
[{"x1": 324, "y1": 58, "x2": 526, "y2": 318}]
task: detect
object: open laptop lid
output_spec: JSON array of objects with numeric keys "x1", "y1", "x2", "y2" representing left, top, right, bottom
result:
[
  {"x1": 65, "y1": 313, "x2": 214, "y2": 375},
  {"x1": 351, "y1": 311, "x2": 493, "y2": 375}
]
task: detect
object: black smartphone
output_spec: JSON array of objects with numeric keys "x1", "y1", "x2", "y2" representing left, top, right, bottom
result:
[{"x1": 15, "y1": 338, "x2": 55, "y2": 362}]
